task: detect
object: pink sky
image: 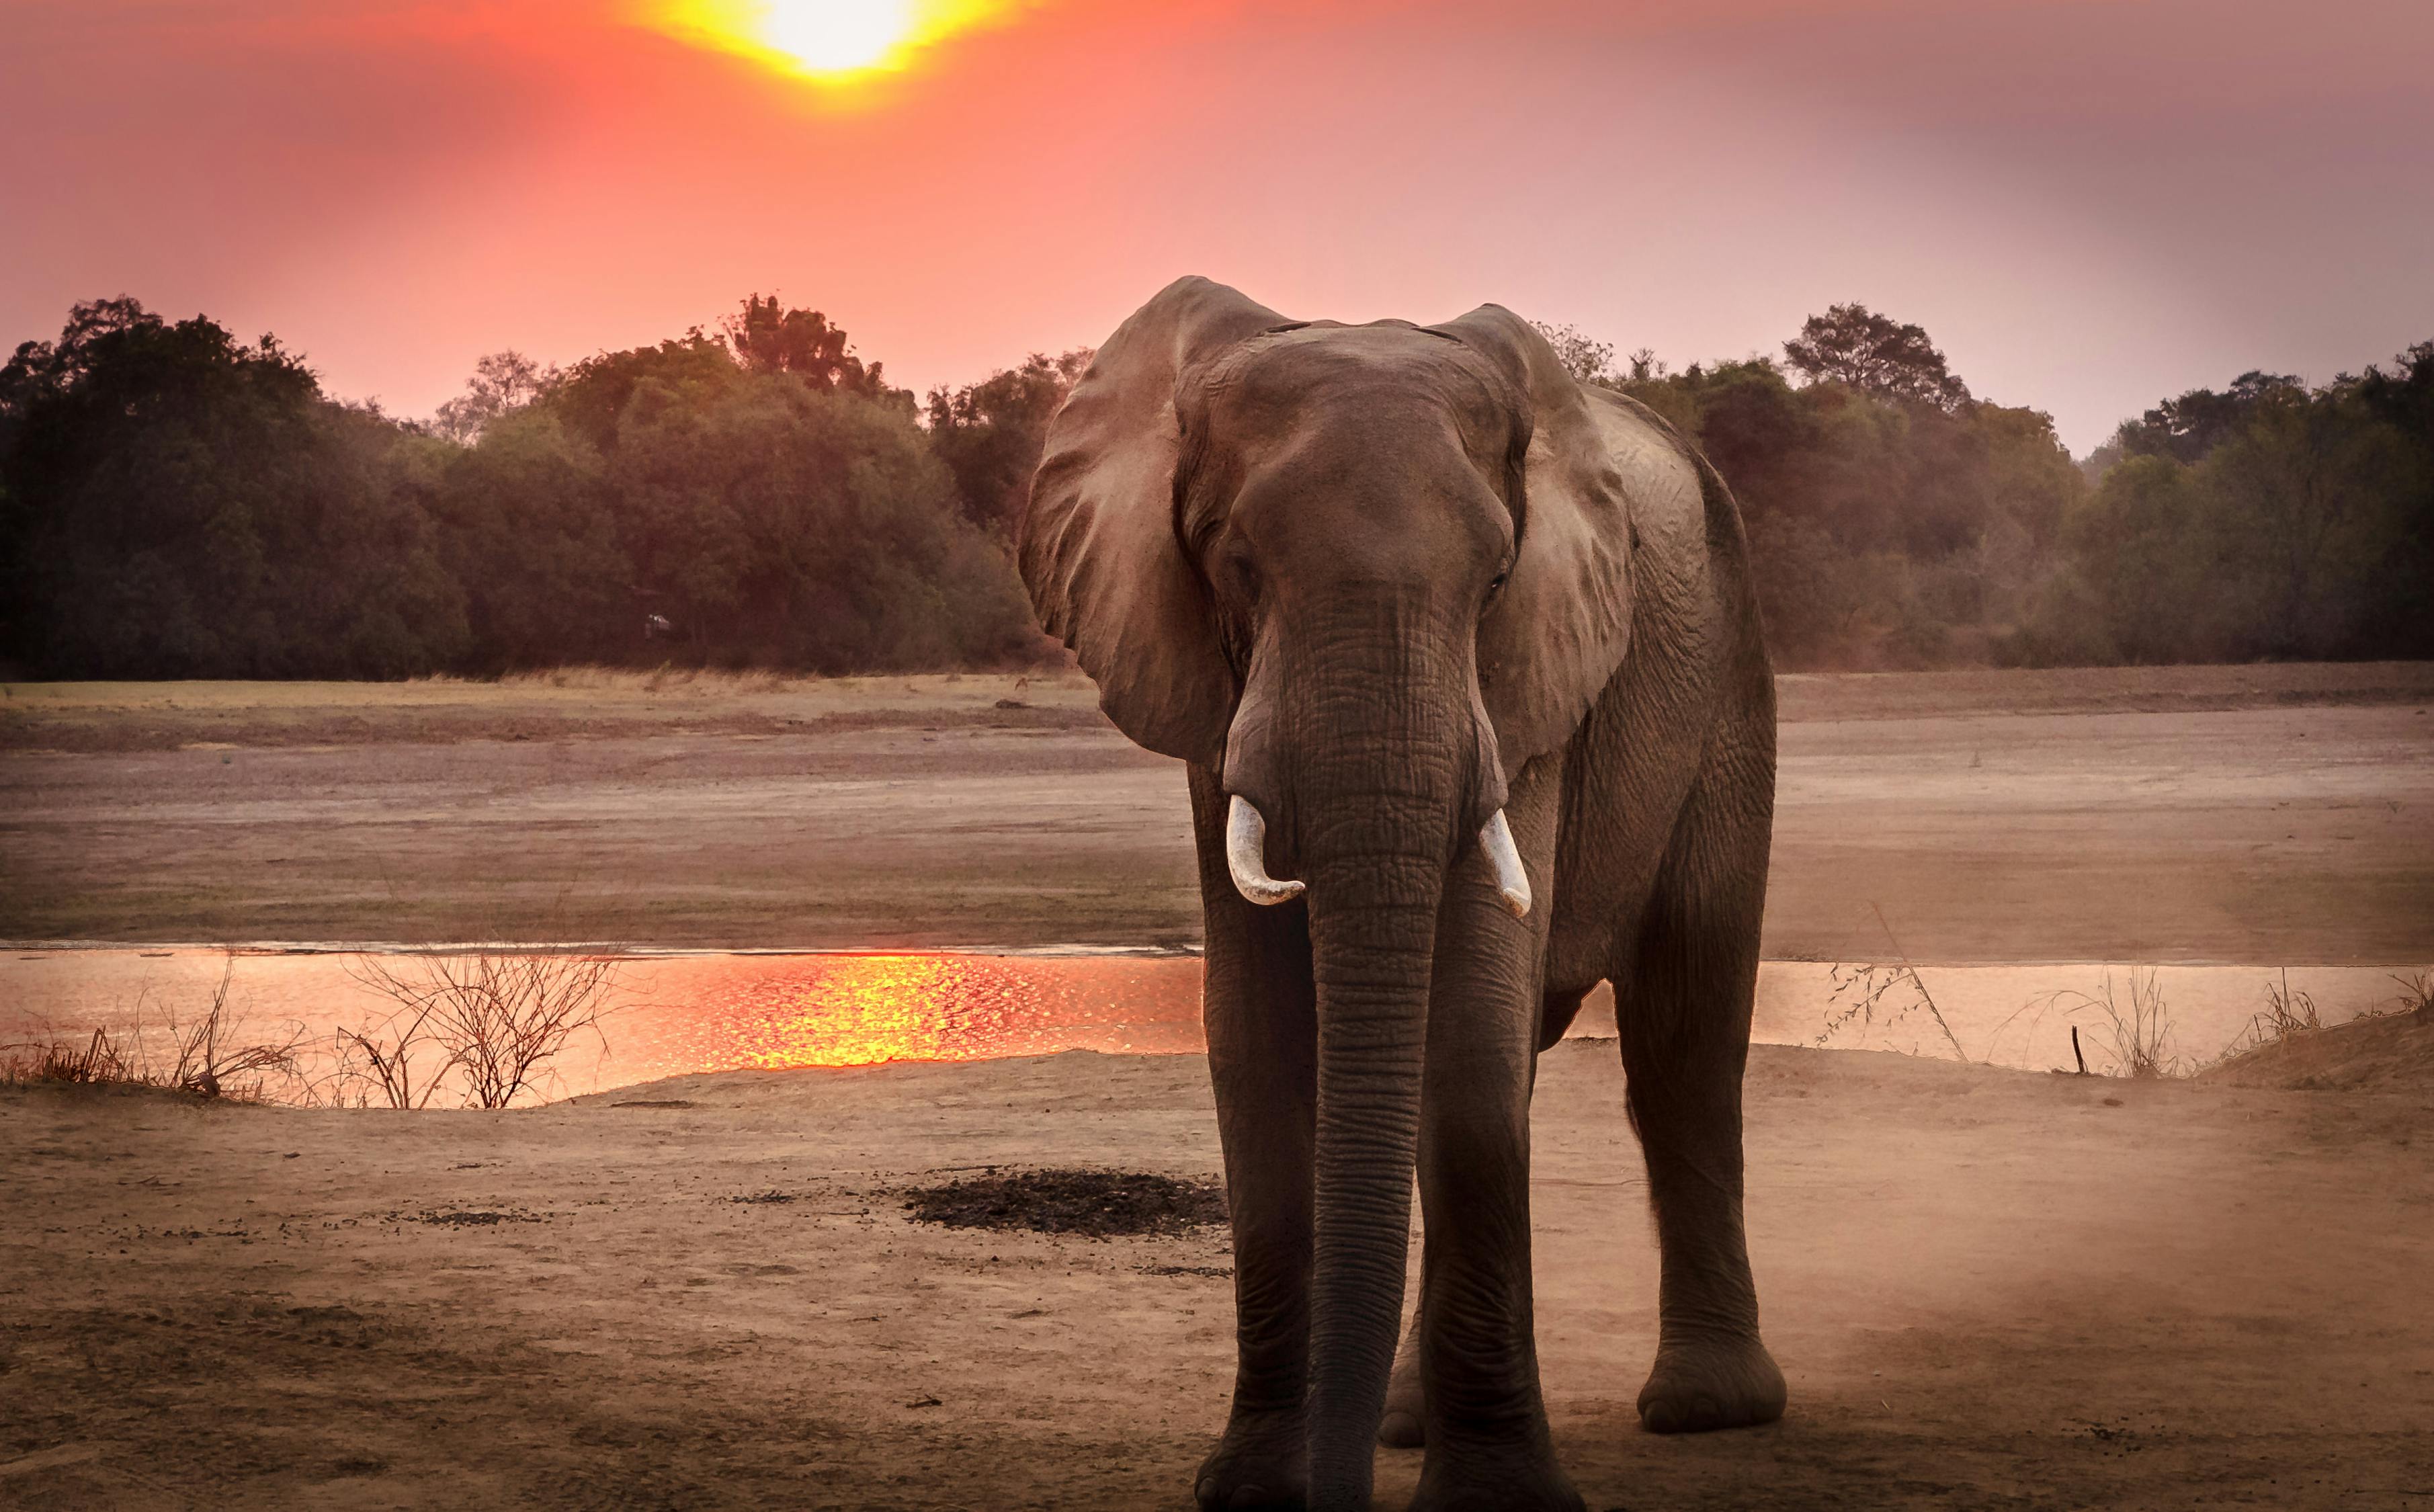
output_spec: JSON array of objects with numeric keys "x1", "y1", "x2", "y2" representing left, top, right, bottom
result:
[{"x1": 5, "y1": 0, "x2": 2429, "y2": 452}]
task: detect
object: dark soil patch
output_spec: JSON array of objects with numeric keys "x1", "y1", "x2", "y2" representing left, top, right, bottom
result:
[
  {"x1": 901, "y1": 1169, "x2": 1227, "y2": 1238},
  {"x1": 406, "y1": 1208, "x2": 543, "y2": 1226}
]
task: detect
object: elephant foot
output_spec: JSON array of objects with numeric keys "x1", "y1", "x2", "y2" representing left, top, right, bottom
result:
[
  {"x1": 1411, "y1": 1452, "x2": 1585, "y2": 1512},
  {"x1": 1377, "y1": 1405, "x2": 1425, "y2": 1449},
  {"x1": 1377, "y1": 1358, "x2": 1425, "y2": 1448},
  {"x1": 1636, "y1": 1333, "x2": 1787, "y2": 1435},
  {"x1": 1195, "y1": 1408, "x2": 1308, "y2": 1511}
]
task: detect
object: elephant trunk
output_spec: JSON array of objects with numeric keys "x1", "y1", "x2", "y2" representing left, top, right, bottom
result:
[
  {"x1": 1229, "y1": 614, "x2": 1478, "y2": 1511},
  {"x1": 1302, "y1": 827, "x2": 1443, "y2": 1509}
]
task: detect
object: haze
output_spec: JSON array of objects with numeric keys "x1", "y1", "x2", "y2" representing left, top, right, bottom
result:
[{"x1": 5, "y1": 0, "x2": 2429, "y2": 451}]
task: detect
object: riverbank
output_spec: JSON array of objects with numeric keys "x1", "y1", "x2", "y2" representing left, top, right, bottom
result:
[
  {"x1": 5, "y1": 1039, "x2": 2428, "y2": 1510},
  {"x1": 6, "y1": 663, "x2": 2432, "y2": 962},
  {"x1": 5, "y1": 948, "x2": 2427, "y2": 1102}
]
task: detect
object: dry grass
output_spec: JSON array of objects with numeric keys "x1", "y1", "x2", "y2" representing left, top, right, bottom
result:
[
  {"x1": 1, "y1": 1024, "x2": 138, "y2": 1086},
  {"x1": 2031, "y1": 969, "x2": 2180, "y2": 1079},
  {"x1": 2214, "y1": 968, "x2": 2326, "y2": 1063},
  {"x1": 7, "y1": 950, "x2": 624, "y2": 1110},
  {"x1": 1, "y1": 956, "x2": 305, "y2": 1100},
  {"x1": 2204, "y1": 965, "x2": 2434, "y2": 1083},
  {"x1": 1814, "y1": 903, "x2": 1972, "y2": 1061},
  {"x1": 405, "y1": 665, "x2": 804, "y2": 694}
]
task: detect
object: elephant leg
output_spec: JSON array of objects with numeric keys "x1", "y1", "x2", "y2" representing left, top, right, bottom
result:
[
  {"x1": 1386, "y1": 977, "x2": 1587, "y2": 1454},
  {"x1": 1615, "y1": 753, "x2": 1786, "y2": 1435},
  {"x1": 1378, "y1": 1240, "x2": 1427, "y2": 1447},
  {"x1": 1410, "y1": 761, "x2": 1583, "y2": 1512},
  {"x1": 1188, "y1": 766, "x2": 1319, "y2": 1512}
]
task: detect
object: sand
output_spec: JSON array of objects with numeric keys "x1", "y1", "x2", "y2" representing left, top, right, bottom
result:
[
  {"x1": 5, "y1": 1041, "x2": 2430, "y2": 1510},
  {"x1": 5, "y1": 663, "x2": 2432, "y2": 960},
  {"x1": 5, "y1": 663, "x2": 2432, "y2": 1510}
]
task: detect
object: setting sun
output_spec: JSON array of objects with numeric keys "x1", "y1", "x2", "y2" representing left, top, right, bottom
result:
[{"x1": 642, "y1": 0, "x2": 1027, "y2": 81}]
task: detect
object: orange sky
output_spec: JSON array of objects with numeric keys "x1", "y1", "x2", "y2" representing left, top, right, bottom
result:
[{"x1": 5, "y1": 0, "x2": 2429, "y2": 451}]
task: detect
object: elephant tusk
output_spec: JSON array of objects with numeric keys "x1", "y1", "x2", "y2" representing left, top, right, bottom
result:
[
  {"x1": 1226, "y1": 795, "x2": 1305, "y2": 906},
  {"x1": 1479, "y1": 809, "x2": 1531, "y2": 919}
]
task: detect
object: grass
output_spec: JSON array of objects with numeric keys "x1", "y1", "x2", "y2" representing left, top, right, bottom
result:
[
  {"x1": 1814, "y1": 902, "x2": 1972, "y2": 1062},
  {"x1": 2204, "y1": 965, "x2": 2434, "y2": 1081},
  {"x1": 2216, "y1": 968, "x2": 2324, "y2": 1062},
  {"x1": 4, "y1": 945, "x2": 622, "y2": 1110},
  {"x1": 2025, "y1": 968, "x2": 2179, "y2": 1079},
  {"x1": 1, "y1": 667, "x2": 1095, "y2": 716},
  {"x1": 1, "y1": 956, "x2": 305, "y2": 1100}
]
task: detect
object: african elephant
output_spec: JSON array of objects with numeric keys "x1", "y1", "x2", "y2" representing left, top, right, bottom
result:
[{"x1": 1017, "y1": 277, "x2": 1783, "y2": 1512}]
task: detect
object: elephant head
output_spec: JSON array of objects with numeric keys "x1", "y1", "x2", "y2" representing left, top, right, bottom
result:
[{"x1": 1019, "y1": 276, "x2": 1634, "y2": 1503}]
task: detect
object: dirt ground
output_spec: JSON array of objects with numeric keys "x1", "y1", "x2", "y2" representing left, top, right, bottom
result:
[
  {"x1": 5, "y1": 1040, "x2": 2429, "y2": 1511},
  {"x1": 5, "y1": 663, "x2": 2433, "y2": 1510},
  {"x1": 5, "y1": 662, "x2": 2431, "y2": 961}
]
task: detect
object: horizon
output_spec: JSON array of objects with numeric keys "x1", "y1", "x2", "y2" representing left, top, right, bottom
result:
[{"x1": 8, "y1": 0, "x2": 2431, "y2": 455}]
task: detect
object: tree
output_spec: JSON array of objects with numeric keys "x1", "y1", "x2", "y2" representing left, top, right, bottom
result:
[
  {"x1": 426, "y1": 409, "x2": 631, "y2": 668},
  {"x1": 924, "y1": 349, "x2": 1092, "y2": 533},
  {"x1": 1527, "y1": 321, "x2": 1614, "y2": 386},
  {"x1": 2042, "y1": 453, "x2": 2210, "y2": 663},
  {"x1": 2109, "y1": 370, "x2": 2305, "y2": 466},
  {"x1": 1783, "y1": 303, "x2": 1974, "y2": 413},
  {"x1": 2198, "y1": 390, "x2": 2412, "y2": 659},
  {"x1": 720, "y1": 294, "x2": 907, "y2": 407},
  {"x1": 431, "y1": 350, "x2": 556, "y2": 443},
  {"x1": 542, "y1": 331, "x2": 740, "y2": 456},
  {"x1": 0, "y1": 298, "x2": 466, "y2": 678},
  {"x1": 608, "y1": 372, "x2": 1037, "y2": 669}
]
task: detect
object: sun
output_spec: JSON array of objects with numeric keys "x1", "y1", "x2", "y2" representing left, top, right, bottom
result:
[
  {"x1": 760, "y1": 1, "x2": 913, "y2": 73},
  {"x1": 642, "y1": 1, "x2": 1023, "y2": 83}
]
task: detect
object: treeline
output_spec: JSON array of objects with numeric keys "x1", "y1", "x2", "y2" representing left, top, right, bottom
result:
[
  {"x1": 0, "y1": 296, "x2": 1070, "y2": 679},
  {"x1": 1544, "y1": 308, "x2": 2433, "y2": 668},
  {"x1": 1, "y1": 294, "x2": 2427, "y2": 680}
]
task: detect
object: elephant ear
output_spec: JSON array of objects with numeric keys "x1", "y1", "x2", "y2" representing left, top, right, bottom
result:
[
  {"x1": 1019, "y1": 276, "x2": 1289, "y2": 769},
  {"x1": 1431, "y1": 305, "x2": 1636, "y2": 770}
]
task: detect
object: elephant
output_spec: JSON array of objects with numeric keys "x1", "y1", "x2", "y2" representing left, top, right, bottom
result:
[{"x1": 1017, "y1": 276, "x2": 1783, "y2": 1512}]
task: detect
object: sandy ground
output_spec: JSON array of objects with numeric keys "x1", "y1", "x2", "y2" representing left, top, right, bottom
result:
[
  {"x1": 5, "y1": 664, "x2": 2433, "y2": 1509},
  {"x1": 5, "y1": 663, "x2": 2432, "y2": 961},
  {"x1": 5, "y1": 1040, "x2": 2430, "y2": 1511}
]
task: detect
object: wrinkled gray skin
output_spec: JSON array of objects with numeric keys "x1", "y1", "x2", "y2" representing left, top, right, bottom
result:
[{"x1": 1019, "y1": 278, "x2": 1783, "y2": 1512}]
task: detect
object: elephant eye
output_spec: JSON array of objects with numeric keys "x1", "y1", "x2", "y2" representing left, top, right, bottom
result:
[{"x1": 1224, "y1": 552, "x2": 1262, "y2": 605}]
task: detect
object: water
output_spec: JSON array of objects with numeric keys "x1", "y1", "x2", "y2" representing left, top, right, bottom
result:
[{"x1": 2, "y1": 947, "x2": 2421, "y2": 1104}]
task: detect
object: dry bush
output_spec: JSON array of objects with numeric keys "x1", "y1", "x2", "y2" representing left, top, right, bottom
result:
[
  {"x1": 2392, "y1": 970, "x2": 2434, "y2": 1021},
  {"x1": 163, "y1": 958, "x2": 305, "y2": 1099},
  {"x1": 345, "y1": 951, "x2": 620, "y2": 1109},
  {"x1": 2033, "y1": 969, "x2": 2179, "y2": 1079},
  {"x1": 323, "y1": 993, "x2": 458, "y2": 1111}
]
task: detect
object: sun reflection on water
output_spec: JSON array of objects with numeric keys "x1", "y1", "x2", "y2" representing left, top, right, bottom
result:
[{"x1": 631, "y1": 952, "x2": 1208, "y2": 1072}]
